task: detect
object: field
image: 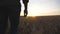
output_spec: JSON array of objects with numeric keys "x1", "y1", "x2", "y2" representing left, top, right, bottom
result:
[{"x1": 7, "y1": 15, "x2": 60, "y2": 34}]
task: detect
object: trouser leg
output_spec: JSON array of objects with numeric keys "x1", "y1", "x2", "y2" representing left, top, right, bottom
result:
[
  {"x1": 8, "y1": 7, "x2": 21, "y2": 34},
  {"x1": 9, "y1": 15, "x2": 19, "y2": 34},
  {"x1": 0, "y1": 11, "x2": 8, "y2": 34}
]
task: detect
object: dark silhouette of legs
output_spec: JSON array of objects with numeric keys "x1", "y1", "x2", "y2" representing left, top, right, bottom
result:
[
  {"x1": 0, "y1": 7, "x2": 8, "y2": 34},
  {"x1": 0, "y1": 6, "x2": 21, "y2": 34},
  {"x1": 8, "y1": 6, "x2": 21, "y2": 34}
]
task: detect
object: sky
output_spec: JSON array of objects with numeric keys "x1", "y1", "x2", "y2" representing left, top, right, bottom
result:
[{"x1": 20, "y1": 0, "x2": 60, "y2": 16}]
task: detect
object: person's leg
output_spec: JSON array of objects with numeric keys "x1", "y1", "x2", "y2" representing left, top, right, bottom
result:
[
  {"x1": 0, "y1": 7, "x2": 8, "y2": 34},
  {"x1": 8, "y1": 6, "x2": 21, "y2": 34}
]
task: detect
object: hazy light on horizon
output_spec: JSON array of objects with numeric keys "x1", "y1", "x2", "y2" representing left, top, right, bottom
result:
[{"x1": 20, "y1": 0, "x2": 60, "y2": 16}]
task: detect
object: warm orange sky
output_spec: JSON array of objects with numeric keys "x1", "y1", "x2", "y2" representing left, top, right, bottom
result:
[{"x1": 20, "y1": 0, "x2": 60, "y2": 16}]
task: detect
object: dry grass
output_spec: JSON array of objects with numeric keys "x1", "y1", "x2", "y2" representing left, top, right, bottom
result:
[{"x1": 6, "y1": 15, "x2": 60, "y2": 34}]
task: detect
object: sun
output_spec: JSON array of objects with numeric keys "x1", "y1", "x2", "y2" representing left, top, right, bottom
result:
[
  {"x1": 28, "y1": 13, "x2": 37, "y2": 16},
  {"x1": 27, "y1": 10, "x2": 40, "y2": 16}
]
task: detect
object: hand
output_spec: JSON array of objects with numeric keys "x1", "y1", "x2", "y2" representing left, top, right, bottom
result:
[{"x1": 24, "y1": 9, "x2": 28, "y2": 17}]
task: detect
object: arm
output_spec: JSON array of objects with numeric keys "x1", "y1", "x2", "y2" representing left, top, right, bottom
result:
[{"x1": 22, "y1": 0, "x2": 29, "y2": 17}]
